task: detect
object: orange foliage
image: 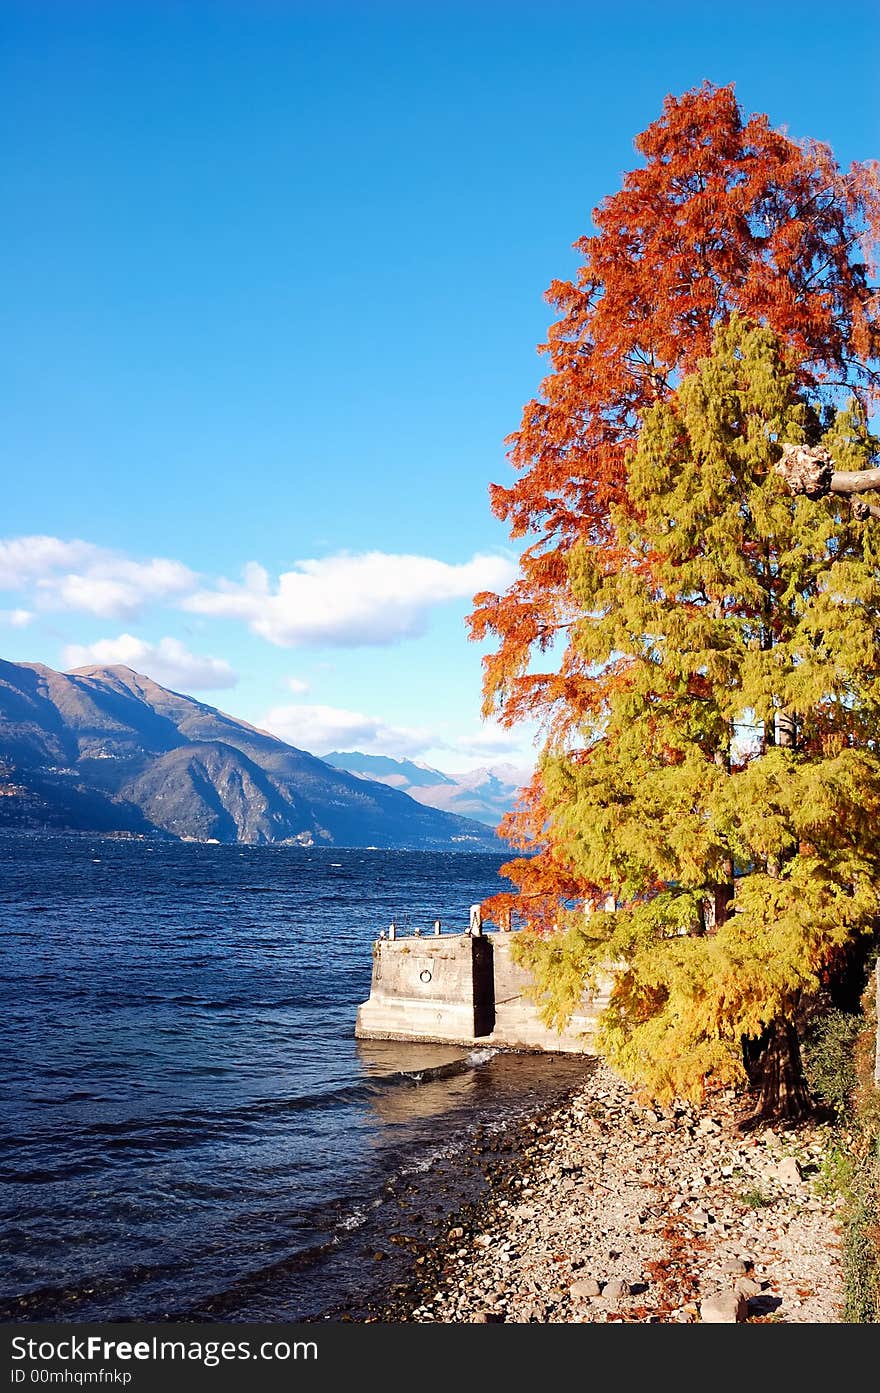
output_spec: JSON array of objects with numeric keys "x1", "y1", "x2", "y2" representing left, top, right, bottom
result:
[{"x1": 480, "y1": 766, "x2": 592, "y2": 933}]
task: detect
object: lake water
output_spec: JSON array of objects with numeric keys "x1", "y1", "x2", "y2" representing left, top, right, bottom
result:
[{"x1": 0, "y1": 833, "x2": 590, "y2": 1321}]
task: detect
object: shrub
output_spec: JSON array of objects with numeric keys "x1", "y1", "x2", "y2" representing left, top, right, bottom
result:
[{"x1": 802, "y1": 1010, "x2": 861, "y2": 1120}]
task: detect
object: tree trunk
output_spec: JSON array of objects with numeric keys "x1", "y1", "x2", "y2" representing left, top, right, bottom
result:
[
  {"x1": 741, "y1": 1030, "x2": 768, "y2": 1087},
  {"x1": 705, "y1": 866, "x2": 734, "y2": 932},
  {"x1": 776, "y1": 708, "x2": 796, "y2": 749},
  {"x1": 747, "y1": 1017, "x2": 814, "y2": 1123}
]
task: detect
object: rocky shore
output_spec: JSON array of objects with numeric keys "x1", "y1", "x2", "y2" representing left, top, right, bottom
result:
[{"x1": 365, "y1": 1060, "x2": 843, "y2": 1324}]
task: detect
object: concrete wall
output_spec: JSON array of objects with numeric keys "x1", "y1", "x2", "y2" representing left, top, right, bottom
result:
[
  {"x1": 355, "y1": 934, "x2": 493, "y2": 1044},
  {"x1": 489, "y1": 934, "x2": 608, "y2": 1053},
  {"x1": 355, "y1": 930, "x2": 607, "y2": 1054}
]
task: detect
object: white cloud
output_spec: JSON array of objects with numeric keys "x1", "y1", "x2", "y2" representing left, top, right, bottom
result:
[
  {"x1": 44, "y1": 557, "x2": 195, "y2": 619},
  {"x1": 454, "y1": 724, "x2": 530, "y2": 758},
  {"x1": 0, "y1": 534, "x2": 196, "y2": 620},
  {"x1": 0, "y1": 536, "x2": 97, "y2": 588},
  {"x1": 0, "y1": 536, "x2": 517, "y2": 649},
  {"x1": 284, "y1": 676, "x2": 310, "y2": 694},
  {"x1": 0, "y1": 608, "x2": 33, "y2": 628},
  {"x1": 184, "y1": 551, "x2": 517, "y2": 648},
  {"x1": 62, "y1": 634, "x2": 237, "y2": 691},
  {"x1": 261, "y1": 702, "x2": 434, "y2": 757}
]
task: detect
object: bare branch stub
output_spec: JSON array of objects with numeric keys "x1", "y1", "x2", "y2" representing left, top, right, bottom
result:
[
  {"x1": 774, "y1": 444, "x2": 835, "y2": 499},
  {"x1": 775, "y1": 443, "x2": 880, "y2": 506}
]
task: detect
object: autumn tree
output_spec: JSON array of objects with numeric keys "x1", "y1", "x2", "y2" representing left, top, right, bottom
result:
[
  {"x1": 470, "y1": 84, "x2": 880, "y2": 1114},
  {"x1": 516, "y1": 319, "x2": 880, "y2": 1115}
]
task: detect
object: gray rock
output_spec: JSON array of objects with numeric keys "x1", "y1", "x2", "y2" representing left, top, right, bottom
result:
[
  {"x1": 776, "y1": 1156, "x2": 803, "y2": 1185},
  {"x1": 700, "y1": 1290, "x2": 748, "y2": 1323},
  {"x1": 720, "y1": 1257, "x2": 750, "y2": 1275},
  {"x1": 602, "y1": 1278, "x2": 628, "y2": 1302},
  {"x1": 522, "y1": 1301, "x2": 547, "y2": 1321},
  {"x1": 570, "y1": 1277, "x2": 602, "y2": 1299},
  {"x1": 735, "y1": 1276, "x2": 762, "y2": 1298}
]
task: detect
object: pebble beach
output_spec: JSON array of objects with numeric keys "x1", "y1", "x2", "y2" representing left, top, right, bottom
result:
[{"x1": 364, "y1": 1061, "x2": 843, "y2": 1325}]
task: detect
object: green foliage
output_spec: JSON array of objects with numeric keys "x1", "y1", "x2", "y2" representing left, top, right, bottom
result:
[
  {"x1": 812, "y1": 1143, "x2": 854, "y2": 1200},
  {"x1": 840, "y1": 973, "x2": 880, "y2": 1321},
  {"x1": 802, "y1": 1010, "x2": 861, "y2": 1119},
  {"x1": 739, "y1": 1185, "x2": 775, "y2": 1210},
  {"x1": 514, "y1": 320, "x2": 880, "y2": 1104},
  {"x1": 844, "y1": 1190, "x2": 880, "y2": 1323}
]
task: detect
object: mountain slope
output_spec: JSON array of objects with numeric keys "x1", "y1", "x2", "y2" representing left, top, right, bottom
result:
[
  {"x1": 323, "y1": 750, "x2": 528, "y2": 826},
  {"x1": 0, "y1": 660, "x2": 502, "y2": 849}
]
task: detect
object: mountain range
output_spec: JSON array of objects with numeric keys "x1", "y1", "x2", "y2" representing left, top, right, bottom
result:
[
  {"x1": 323, "y1": 751, "x2": 526, "y2": 826},
  {"x1": 0, "y1": 659, "x2": 503, "y2": 850}
]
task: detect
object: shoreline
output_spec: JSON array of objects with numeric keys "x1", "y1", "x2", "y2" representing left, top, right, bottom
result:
[{"x1": 352, "y1": 1060, "x2": 843, "y2": 1324}]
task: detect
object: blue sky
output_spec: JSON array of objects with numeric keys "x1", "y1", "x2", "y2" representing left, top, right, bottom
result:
[{"x1": 2, "y1": 1, "x2": 878, "y2": 773}]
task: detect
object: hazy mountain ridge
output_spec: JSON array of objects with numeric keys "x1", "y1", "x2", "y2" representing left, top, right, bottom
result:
[
  {"x1": 323, "y1": 750, "x2": 528, "y2": 825},
  {"x1": 0, "y1": 660, "x2": 502, "y2": 849},
  {"x1": 323, "y1": 751, "x2": 456, "y2": 791}
]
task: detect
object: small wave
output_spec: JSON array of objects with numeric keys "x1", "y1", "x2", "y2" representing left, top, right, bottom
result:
[
  {"x1": 40, "y1": 1090, "x2": 107, "y2": 1106},
  {"x1": 396, "y1": 1138, "x2": 461, "y2": 1176},
  {"x1": 396, "y1": 1058, "x2": 469, "y2": 1085},
  {"x1": 396, "y1": 1046, "x2": 496, "y2": 1086},
  {"x1": 333, "y1": 1198, "x2": 380, "y2": 1233},
  {"x1": 336, "y1": 1209, "x2": 367, "y2": 1232},
  {"x1": 0, "y1": 1060, "x2": 494, "y2": 1163}
]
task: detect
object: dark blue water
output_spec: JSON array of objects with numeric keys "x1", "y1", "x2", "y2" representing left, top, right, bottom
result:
[{"x1": 0, "y1": 833, "x2": 590, "y2": 1321}]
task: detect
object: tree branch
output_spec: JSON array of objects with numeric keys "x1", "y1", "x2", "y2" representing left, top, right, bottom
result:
[{"x1": 774, "y1": 444, "x2": 880, "y2": 508}]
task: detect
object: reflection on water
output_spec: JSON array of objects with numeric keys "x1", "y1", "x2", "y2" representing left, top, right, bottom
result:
[
  {"x1": 356, "y1": 1039, "x2": 472, "y2": 1078},
  {"x1": 357, "y1": 1040, "x2": 594, "y2": 1136},
  {"x1": 356, "y1": 1039, "x2": 476, "y2": 1126}
]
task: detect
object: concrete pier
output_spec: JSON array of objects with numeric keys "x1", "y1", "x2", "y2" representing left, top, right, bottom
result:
[
  {"x1": 355, "y1": 930, "x2": 608, "y2": 1054},
  {"x1": 356, "y1": 933, "x2": 494, "y2": 1043}
]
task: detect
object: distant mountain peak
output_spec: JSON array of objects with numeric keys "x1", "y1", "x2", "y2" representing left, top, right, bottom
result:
[
  {"x1": 0, "y1": 660, "x2": 503, "y2": 850},
  {"x1": 69, "y1": 663, "x2": 138, "y2": 676},
  {"x1": 323, "y1": 751, "x2": 456, "y2": 788},
  {"x1": 324, "y1": 750, "x2": 530, "y2": 826}
]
